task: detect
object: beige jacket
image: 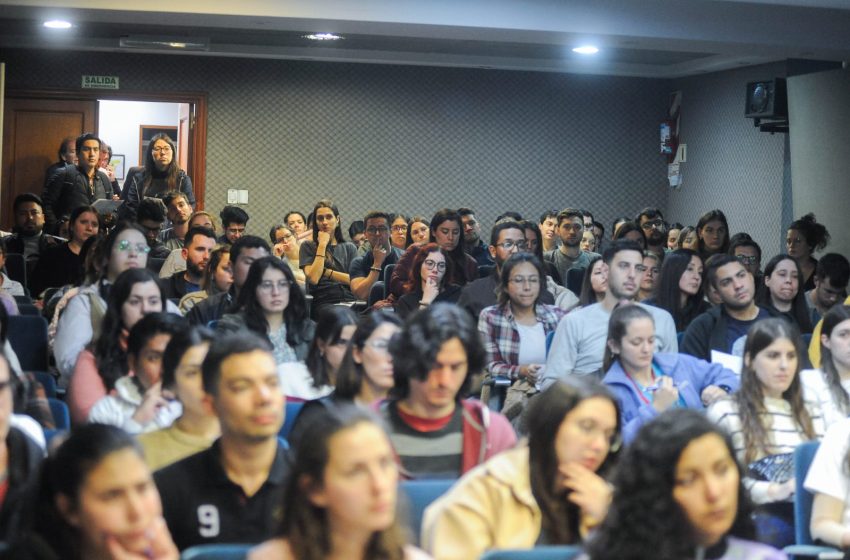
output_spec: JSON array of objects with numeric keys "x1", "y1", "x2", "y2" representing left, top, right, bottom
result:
[{"x1": 421, "y1": 446, "x2": 541, "y2": 560}]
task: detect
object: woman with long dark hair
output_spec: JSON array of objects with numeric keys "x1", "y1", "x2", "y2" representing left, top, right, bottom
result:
[
  {"x1": 644, "y1": 249, "x2": 709, "y2": 331},
  {"x1": 422, "y1": 378, "x2": 621, "y2": 558},
  {"x1": 406, "y1": 215, "x2": 431, "y2": 246},
  {"x1": 30, "y1": 204, "x2": 100, "y2": 297},
  {"x1": 334, "y1": 311, "x2": 403, "y2": 406},
  {"x1": 696, "y1": 209, "x2": 730, "y2": 261},
  {"x1": 305, "y1": 306, "x2": 358, "y2": 393},
  {"x1": 584, "y1": 409, "x2": 784, "y2": 560},
  {"x1": 120, "y1": 133, "x2": 194, "y2": 221},
  {"x1": 786, "y1": 213, "x2": 830, "y2": 291},
  {"x1": 757, "y1": 254, "x2": 814, "y2": 334},
  {"x1": 250, "y1": 406, "x2": 427, "y2": 560},
  {"x1": 578, "y1": 256, "x2": 607, "y2": 307},
  {"x1": 801, "y1": 305, "x2": 850, "y2": 427},
  {"x1": 707, "y1": 318, "x2": 824, "y2": 547},
  {"x1": 389, "y1": 213, "x2": 409, "y2": 250},
  {"x1": 395, "y1": 243, "x2": 461, "y2": 318}
]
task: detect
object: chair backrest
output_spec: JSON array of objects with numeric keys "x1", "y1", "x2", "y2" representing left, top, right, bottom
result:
[
  {"x1": 279, "y1": 401, "x2": 304, "y2": 440},
  {"x1": 479, "y1": 546, "x2": 583, "y2": 560},
  {"x1": 180, "y1": 543, "x2": 251, "y2": 559},
  {"x1": 4, "y1": 253, "x2": 26, "y2": 288},
  {"x1": 545, "y1": 330, "x2": 556, "y2": 356},
  {"x1": 793, "y1": 440, "x2": 821, "y2": 546},
  {"x1": 33, "y1": 370, "x2": 57, "y2": 399},
  {"x1": 18, "y1": 302, "x2": 39, "y2": 316},
  {"x1": 7, "y1": 314, "x2": 49, "y2": 371},
  {"x1": 566, "y1": 267, "x2": 585, "y2": 295},
  {"x1": 48, "y1": 397, "x2": 70, "y2": 430},
  {"x1": 368, "y1": 281, "x2": 385, "y2": 307},
  {"x1": 383, "y1": 263, "x2": 396, "y2": 297},
  {"x1": 399, "y1": 479, "x2": 455, "y2": 545},
  {"x1": 478, "y1": 264, "x2": 495, "y2": 279}
]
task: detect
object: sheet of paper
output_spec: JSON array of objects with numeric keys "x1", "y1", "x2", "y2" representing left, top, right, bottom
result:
[{"x1": 711, "y1": 350, "x2": 742, "y2": 374}]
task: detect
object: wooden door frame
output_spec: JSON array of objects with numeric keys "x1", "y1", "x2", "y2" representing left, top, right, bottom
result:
[{"x1": 4, "y1": 87, "x2": 207, "y2": 211}]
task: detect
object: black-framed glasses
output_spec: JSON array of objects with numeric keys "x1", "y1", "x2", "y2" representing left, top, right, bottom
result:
[
  {"x1": 496, "y1": 240, "x2": 528, "y2": 251},
  {"x1": 423, "y1": 259, "x2": 446, "y2": 271}
]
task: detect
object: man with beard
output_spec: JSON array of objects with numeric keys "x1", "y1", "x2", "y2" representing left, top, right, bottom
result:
[
  {"x1": 543, "y1": 208, "x2": 599, "y2": 287},
  {"x1": 457, "y1": 220, "x2": 554, "y2": 320},
  {"x1": 681, "y1": 254, "x2": 776, "y2": 361},
  {"x1": 349, "y1": 211, "x2": 403, "y2": 301},
  {"x1": 162, "y1": 226, "x2": 217, "y2": 300},
  {"x1": 3, "y1": 193, "x2": 62, "y2": 280},
  {"x1": 636, "y1": 207, "x2": 667, "y2": 259},
  {"x1": 539, "y1": 240, "x2": 677, "y2": 386},
  {"x1": 458, "y1": 207, "x2": 493, "y2": 267},
  {"x1": 161, "y1": 191, "x2": 194, "y2": 250}
]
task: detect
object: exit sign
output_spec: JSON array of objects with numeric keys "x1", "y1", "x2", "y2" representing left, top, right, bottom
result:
[{"x1": 81, "y1": 75, "x2": 119, "y2": 89}]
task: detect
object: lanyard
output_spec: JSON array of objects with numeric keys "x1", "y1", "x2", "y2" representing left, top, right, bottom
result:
[{"x1": 625, "y1": 369, "x2": 656, "y2": 405}]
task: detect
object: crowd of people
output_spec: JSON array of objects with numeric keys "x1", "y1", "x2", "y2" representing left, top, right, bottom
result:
[{"x1": 0, "y1": 131, "x2": 848, "y2": 559}]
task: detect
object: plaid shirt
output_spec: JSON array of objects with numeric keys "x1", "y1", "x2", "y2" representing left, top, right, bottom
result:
[{"x1": 478, "y1": 303, "x2": 566, "y2": 380}]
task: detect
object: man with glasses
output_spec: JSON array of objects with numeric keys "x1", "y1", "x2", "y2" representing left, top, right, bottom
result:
[
  {"x1": 3, "y1": 193, "x2": 63, "y2": 280},
  {"x1": 135, "y1": 198, "x2": 171, "y2": 259},
  {"x1": 349, "y1": 211, "x2": 403, "y2": 302},
  {"x1": 728, "y1": 235, "x2": 762, "y2": 277},
  {"x1": 458, "y1": 207, "x2": 493, "y2": 267},
  {"x1": 458, "y1": 220, "x2": 555, "y2": 320},
  {"x1": 636, "y1": 207, "x2": 667, "y2": 259},
  {"x1": 540, "y1": 240, "x2": 678, "y2": 387},
  {"x1": 219, "y1": 206, "x2": 250, "y2": 245},
  {"x1": 544, "y1": 208, "x2": 599, "y2": 287}
]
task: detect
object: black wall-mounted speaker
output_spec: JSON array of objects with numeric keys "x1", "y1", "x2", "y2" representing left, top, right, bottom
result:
[{"x1": 745, "y1": 78, "x2": 787, "y2": 119}]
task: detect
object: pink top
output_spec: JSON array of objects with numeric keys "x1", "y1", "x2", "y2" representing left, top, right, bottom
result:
[{"x1": 67, "y1": 349, "x2": 108, "y2": 425}]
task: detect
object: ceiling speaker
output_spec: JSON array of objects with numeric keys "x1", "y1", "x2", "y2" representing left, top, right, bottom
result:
[{"x1": 745, "y1": 78, "x2": 787, "y2": 119}]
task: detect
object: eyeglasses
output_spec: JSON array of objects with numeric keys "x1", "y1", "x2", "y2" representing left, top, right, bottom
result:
[
  {"x1": 736, "y1": 255, "x2": 758, "y2": 265},
  {"x1": 640, "y1": 219, "x2": 665, "y2": 230},
  {"x1": 366, "y1": 226, "x2": 389, "y2": 235},
  {"x1": 151, "y1": 146, "x2": 172, "y2": 154},
  {"x1": 571, "y1": 418, "x2": 622, "y2": 452},
  {"x1": 259, "y1": 280, "x2": 291, "y2": 292},
  {"x1": 509, "y1": 276, "x2": 540, "y2": 286},
  {"x1": 391, "y1": 225, "x2": 408, "y2": 232},
  {"x1": 496, "y1": 240, "x2": 528, "y2": 251},
  {"x1": 365, "y1": 338, "x2": 392, "y2": 351},
  {"x1": 115, "y1": 240, "x2": 151, "y2": 253},
  {"x1": 423, "y1": 259, "x2": 446, "y2": 271}
]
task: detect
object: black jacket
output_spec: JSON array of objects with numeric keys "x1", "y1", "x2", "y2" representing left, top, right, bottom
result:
[
  {"x1": 119, "y1": 167, "x2": 194, "y2": 221},
  {"x1": 680, "y1": 304, "x2": 778, "y2": 360},
  {"x1": 42, "y1": 164, "x2": 113, "y2": 234},
  {"x1": 0, "y1": 428, "x2": 43, "y2": 542}
]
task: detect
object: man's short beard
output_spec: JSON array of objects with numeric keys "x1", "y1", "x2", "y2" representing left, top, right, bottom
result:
[{"x1": 186, "y1": 260, "x2": 205, "y2": 278}]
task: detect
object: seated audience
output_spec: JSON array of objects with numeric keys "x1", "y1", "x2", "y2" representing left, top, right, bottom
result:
[
  {"x1": 249, "y1": 406, "x2": 429, "y2": 560},
  {"x1": 677, "y1": 225, "x2": 699, "y2": 251},
  {"x1": 422, "y1": 378, "x2": 620, "y2": 559},
  {"x1": 219, "y1": 205, "x2": 249, "y2": 245},
  {"x1": 304, "y1": 306, "x2": 358, "y2": 394},
  {"x1": 543, "y1": 208, "x2": 599, "y2": 285},
  {"x1": 31, "y1": 205, "x2": 99, "y2": 298},
  {"x1": 284, "y1": 210, "x2": 311, "y2": 243},
  {"x1": 786, "y1": 213, "x2": 830, "y2": 291},
  {"x1": 636, "y1": 207, "x2": 667, "y2": 259},
  {"x1": 540, "y1": 240, "x2": 677, "y2": 385},
  {"x1": 611, "y1": 220, "x2": 646, "y2": 249},
  {"x1": 637, "y1": 250, "x2": 661, "y2": 301},
  {"x1": 520, "y1": 219, "x2": 578, "y2": 307},
  {"x1": 804, "y1": 414, "x2": 850, "y2": 549},
  {"x1": 381, "y1": 303, "x2": 516, "y2": 479},
  {"x1": 458, "y1": 207, "x2": 493, "y2": 267},
  {"x1": 578, "y1": 255, "x2": 607, "y2": 307},
  {"x1": 348, "y1": 219, "x2": 366, "y2": 248},
  {"x1": 396, "y1": 243, "x2": 462, "y2": 318},
  {"x1": 0, "y1": 242, "x2": 26, "y2": 298},
  {"x1": 580, "y1": 229, "x2": 597, "y2": 253},
  {"x1": 270, "y1": 224, "x2": 306, "y2": 286},
  {"x1": 666, "y1": 221, "x2": 683, "y2": 250},
  {"x1": 800, "y1": 305, "x2": 850, "y2": 427},
  {"x1": 584, "y1": 409, "x2": 785, "y2": 560},
  {"x1": 349, "y1": 211, "x2": 404, "y2": 301},
  {"x1": 707, "y1": 318, "x2": 824, "y2": 548},
  {"x1": 390, "y1": 213, "x2": 410, "y2": 250},
  {"x1": 537, "y1": 210, "x2": 559, "y2": 253},
  {"x1": 178, "y1": 245, "x2": 233, "y2": 314},
  {"x1": 729, "y1": 233, "x2": 762, "y2": 279},
  {"x1": 43, "y1": 135, "x2": 76, "y2": 187},
  {"x1": 160, "y1": 191, "x2": 193, "y2": 250},
  {"x1": 155, "y1": 332, "x2": 289, "y2": 551},
  {"x1": 602, "y1": 304, "x2": 738, "y2": 443},
  {"x1": 696, "y1": 209, "x2": 730, "y2": 263},
  {"x1": 6, "y1": 424, "x2": 179, "y2": 559},
  {"x1": 644, "y1": 249, "x2": 709, "y2": 332},
  {"x1": 805, "y1": 252, "x2": 849, "y2": 325},
  {"x1": 4, "y1": 193, "x2": 62, "y2": 281},
  {"x1": 406, "y1": 215, "x2": 431, "y2": 246},
  {"x1": 162, "y1": 226, "x2": 216, "y2": 300},
  {"x1": 757, "y1": 254, "x2": 813, "y2": 334},
  {"x1": 88, "y1": 312, "x2": 183, "y2": 433},
  {"x1": 138, "y1": 326, "x2": 219, "y2": 471},
  {"x1": 134, "y1": 197, "x2": 171, "y2": 259},
  {"x1": 159, "y1": 210, "x2": 220, "y2": 278}
]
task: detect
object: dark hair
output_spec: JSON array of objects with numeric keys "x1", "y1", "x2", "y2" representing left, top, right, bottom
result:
[
  {"x1": 284, "y1": 211, "x2": 307, "y2": 227},
  {"x1": 788, "y1": 213, "x2": 830, "y2": 253},
  {"x1": 201, "y1": 331, "x2": 272, "y2": 396},
  {"x1": 704, "y1": 253, "x2": 741, "y2": 290},
  {"x1": 653, "y1": 249, "x2": 705, "y2": 331},
  {"x1": 556, "y1": 208, "x2": 584, "y2": 228},
  {"x1": 497, "y1": 253, "x2": 545, "y2": 307},
  {"x1": 728, "y1": 235, "x2": 762, "y2": 262},
  {"x1": 579, "y1": 255, "x2": 606, "y2": 307},
  {"x1": 269, "y1": 224, "x2": 286, "y2": 244},
  {"x1": 405, "y1": 215, "x2": 430, "y2": 246},
  {"x1": 33, "y1": 424, "x2": 144, "y2": 560},
  {"x1": 230, "y1": 235, "x2": 271, "y2": 265},
  {"x1": 539, "y1": 210, "x2": 559, "y2": 224},
  {"x1": 456, "y1": 207, "x2": 475, "y2": 219},
  {"x1": 696, "y1": 209, "x2": 730, "y2": 255},
  {"x1": 74, "y1": 132, "x2": 101, "y2": 156},
  {"x1": 68, "y1": 205, "x2": 101, "y2": 242},
  {"x1": 668, "y1": 222, "x2": 684, "y2": 232},
  {"x1": 601, "y1": 239, "x2": 643, "y2": 266},
  {"x1": 142, "y1": 134, "x2": 181, "y2": 194},
  {"x1": 202, "y1": 246, "x2": 231, "y2": 294},
  {"x1": 161, "y1": 191, "x2": 188, "y2": 210},
  {"x1": 612, "y1": 216, "x2": 630, "y2": 237},
  {"x1": 611, "y1": 221, "x2": 646, "y2": 249},
  {"x1": 429, "y1": 209, "x2": 471, "y2": 284},
  {"x1": 815, "y1": 253, "x2": 850, "y2": 288},
  {"x1": 92, "y1": 268, "x2": 164, "y2": 391},
  {"x1": 592, "y1": 221, "x2": 605, "y2": 237},
  {"x1": 527, "y1": 379, "x2": 622, "y2": 545},
  {"x1": 136, "y1": 198, "x2": 166, "y2": 224},
  {"x1": 602, "y1": 304, "x2": 655, "y2": 371},
  {"x1": 389, "y1": 303, "x2": 484, "y2": 400},
  {"x1": 757, "y1": 254, "x2": 813, "y2": 333},
  {"x1": 635, "y1": 207, "x2": 664, "y2": 223},
  {"x1": 126, "y1": 312, "x2": 183, "y2": 359},
  {"x1": 13, "y1": 192, "x2": 43, "y2": 213},
  {"x1": 403, "y1": 243, "x2": 454, "y2": 294},
  {"x1": 819, "y1": 305, "x2": 850, "y2": 420},
  {"x1": 278, "y1": 405, "x2": 406, "y2": 560},
  {"x1": 364, "y1": 211, "x2": 390, "y2": 225},
  {"x1": 161, "y1": 326, "x2": 215, "y2": 390},
  {"x1": 519, "y1": 220, "x2": 545, "y2": 262},
  {"x1": 58, "y1": 136, "x2": 75, "y2": 160},
  {"x1": 488, "y1": 220, "x2": 524, "y2": 247},
  {"x1": 219, "y1": 205, "x2": 249, "y2": 227},
  {"x1": 233, "y1": 256, "x2": 309, "y2": 348},
  {"x1": 335, "y1": 311, "x2": 403, "y2": 400},
  {"x1": 184, "y1": 226, "x2": 216, "y2": 249},
  {"x1": 97, "y1": 222, "x2": 148, "y2": 281},
  {"x1": 736, "y1": 318, "x2": 815, "y2": 464},
  {"x1": 348, "y1": 219, "x2": 365, "y2": 242},
  {"x1": 306, "y1": 306, "x2": 359, "y2": 389},
  {"x1": 311, "y1": 199, "x2": 345, "y2": 244},
  {"x1": 585, "y1": 409, "x2": 754, "y2": 560},
  {"x1": 495, "y1": 211, "x2": 523, "y2": 223},
  {"x1": 676, "y1": 226, "x2": 696, "y2": 249}
]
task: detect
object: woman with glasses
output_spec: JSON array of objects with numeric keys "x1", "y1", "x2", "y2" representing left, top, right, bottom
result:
[
  {"x1": 120, "y1": 133, "x2": 194, "y2": 221},
  {"x1": 422, "y1": 378, "x2": 621, "y2": 559},
  {"x1": 395, "y1": 243, "x2": 461, "y2": 318},
  {"x1": 478, "y1": 253, "x2": 566, "y2": 421},
  {"x1": 270, "y1": 224, "x2": 306, "y2": 287},
  {"x1": 390, "y1": 213, "x2": 409, "y2": 250}
]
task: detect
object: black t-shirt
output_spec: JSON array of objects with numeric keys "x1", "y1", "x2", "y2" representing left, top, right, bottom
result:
[{"x1": 154, "y1": 439, "x2": 289, "y2": 551}]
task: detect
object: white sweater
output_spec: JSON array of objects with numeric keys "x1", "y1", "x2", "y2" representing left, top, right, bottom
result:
[{"x1": 88, "y1": 376, "x2": 181, "y2": 434}]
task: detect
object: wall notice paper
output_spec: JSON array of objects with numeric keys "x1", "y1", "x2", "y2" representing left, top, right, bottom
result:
[
  {"x1": 668, "y1": 162, "x2": 682, "y2": 188},
  {"x1": 711, "y1": 350, "x2": 742, "y2": 374}
]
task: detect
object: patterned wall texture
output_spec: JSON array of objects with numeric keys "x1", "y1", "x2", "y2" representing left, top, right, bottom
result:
[
  {"x1": 2, "y1": 49, "x2": 671, "y2": 237},
  {"x1": 667, "y1": 62, "x2": 789, "y2": 258}
]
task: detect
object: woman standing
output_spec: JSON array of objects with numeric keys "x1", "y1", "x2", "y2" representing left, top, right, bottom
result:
[
  {"x1": 757, "y1": 254, "x2": 813, "y2": 334},
  {"x1": 644, "y1": 249, "x2": 709, "y2": 332},
  {"x1": 800, "y1": 305, "x2": 850, "y2": 428},
  {"x1": 120, "y1": 133, "x2": 194, "y2": 221},
  {"x1": 786, "y1": 213, "x2": 830, "y2": 291},
  {"x1": 395, "y1": 243, "x2": 461, "y2": 318}
]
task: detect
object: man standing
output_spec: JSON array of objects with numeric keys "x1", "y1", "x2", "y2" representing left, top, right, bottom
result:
[
  {"x1": 43, "y1": 136, "x2": 76, "y2": 187},
  {"x1": 382, "y1": 304, "x2": 516, "y2": 479},
  {"x1": 349, "y1": 211, "x2": 403, "y2": 302},
  {"x1": 543, "y1": 208, "x2": 599, "y2": 286},
  {"x1": 457, "y1": 220, "x2": 555, "y2": 320},
  {"x1": 540, "y1": 240, "x2": 678, "y2": 386},
  {"x1": 636, "y1": 207, "x2": 667, "y2": 259},
  {"x1": 458, "y1": 207, "x2": 493, "y2": 267},
  {"x1": 681, "y1": 254, "x2": 775, "y2": 360},
  {"x1": 3, "y1": 193, "x2": 62, "y2": 279},
  {"x1": 42, "y1": 132, "x2": 114, "y2": 234},
  {"x1": 162, "y1": 227, "x2": 217, "y2": 300},
  {"x1": 160, "y1": 191, "x2": 194, "y2": 250},
  {"x1": 155, "y1": 332, "x2": 288, "y2": 551}
]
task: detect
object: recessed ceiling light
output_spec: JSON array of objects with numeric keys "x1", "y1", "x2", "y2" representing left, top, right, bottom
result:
[
  {"x1": 43, "y1": 19, "x2": 72, "y2": 29},
  {"x1": 304, "y1": 33, "x2": 343, "y2": 41},
  {"x1": 572, "y1": 45, "x2": 599, "y2": 55}
]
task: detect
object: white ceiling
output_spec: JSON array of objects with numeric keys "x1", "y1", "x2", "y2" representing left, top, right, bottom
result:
[{"x1": 1, "y1": 0, "x2": 848, "y2": 77}]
